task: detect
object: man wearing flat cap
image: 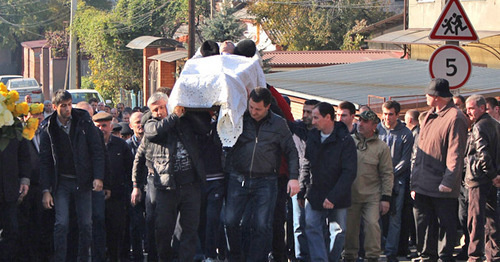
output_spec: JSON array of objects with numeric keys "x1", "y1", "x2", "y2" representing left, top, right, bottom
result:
[
  {"x1": 344, "y1": 110, "x2": 394, "y2": 262},
  {"x1": 410, "y1": 78, "x2": 468, "y2": 262},
  {"x1": 93, "y1": 111, "x2": 134, "y2": 261}
]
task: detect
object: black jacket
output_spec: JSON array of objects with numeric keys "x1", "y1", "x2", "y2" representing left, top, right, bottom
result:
[
  {"x1": 465, "y1": 113, "x2": 500, "y2": 187},
  {"x1": 226, "y1": 111, "x2": 299, "y2": 179},
  {"x1": 0, "y1": 138, "x2": 31, "y2": 203},
  {"x1": 143, "y1": 113, "x2": 206, "y2": 190},
  {"x1": 40, "y1": 108, "x2": 105, "y2": 192},
  {"x1": 299, "y1": 121, "x2": 357, "y2": 210},
  {"x1": 106, "y1": 135, "x2": 133, "y2": 200}
]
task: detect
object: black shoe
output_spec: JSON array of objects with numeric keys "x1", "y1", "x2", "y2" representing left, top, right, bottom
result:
[
  {"x1": 454, "y1": 251, "x2": 468, "y2": 261},
  {"x1": 407, "y1": 252, "x2": 419, "y2": 259},
  {"x1": 387, "y1": 255, "x2": 399, "y2": 262}
]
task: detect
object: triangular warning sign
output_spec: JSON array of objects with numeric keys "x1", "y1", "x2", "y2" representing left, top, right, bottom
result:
[{"x1": 429, "y1": 0, "x2": 478, "y2": 41}]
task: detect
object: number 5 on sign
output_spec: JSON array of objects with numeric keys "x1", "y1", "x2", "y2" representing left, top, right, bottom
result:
[{"x1": 429, "y1": 45, "x2": 472, "y2": 89}]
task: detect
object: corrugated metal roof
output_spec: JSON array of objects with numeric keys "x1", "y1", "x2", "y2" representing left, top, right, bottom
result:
[
  {"x1": 367, "y1": 29, "x2": 500, "y2": 45},
  {"x1": 266, "y1": 58, "x2": 500, "y2": 106},
  {"x1": 21, "y1": 39, "x2": 49, "y2": 49},
  {"x1": 148, "y1": 50, "x2": 188, "y2": 62},
  {"x1": 126, "y1": 36, "x2": 181, "y2": 49},
  {"x1": 262, "y1": 50, "x2": 403, "y2": 66}
]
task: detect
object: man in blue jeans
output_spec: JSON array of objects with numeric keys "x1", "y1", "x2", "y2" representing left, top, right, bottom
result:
[
  {"x1": 377, "y1": 100, "x2": 414, "y2": 262},
  {"x1": 224, "y1": 87, "x2": 300, "y2": 262},
  {"x1": 298, "y1": 102, "x2": 357, "y2": 262},
  {"x1": 40, "y1": 90, "x2": 105, "y2": 262}
]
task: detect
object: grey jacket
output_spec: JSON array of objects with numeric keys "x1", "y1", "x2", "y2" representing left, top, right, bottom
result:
[
  {"x1": 465, "y1": 113, "x2": 500, "y2": 188},
  {"x1": 226, "y1": 111, "x2": 299, "y2": 179},
  {"x1": 143, "y1": 114, "x2": 206, "y2": 190}
]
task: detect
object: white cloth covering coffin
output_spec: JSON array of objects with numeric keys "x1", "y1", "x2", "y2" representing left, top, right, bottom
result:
[{"x1": 167, "y1": 54, "x2": 266, "y2": 147}]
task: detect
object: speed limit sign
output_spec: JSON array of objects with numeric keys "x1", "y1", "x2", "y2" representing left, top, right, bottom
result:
[{"x1": 429, "y1": 45, "x2": 472, "y2": 89}]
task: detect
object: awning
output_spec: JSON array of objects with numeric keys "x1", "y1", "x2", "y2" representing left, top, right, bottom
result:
[
  {"x1": 126, "y1": 36, "x2": 181, "y2": 49},
  {"x1": 367, "y1": 28, "x2": 500, "y2": 45},
  {"x1": 148, "y1": 50, "x2": 188, "y2": 62}
]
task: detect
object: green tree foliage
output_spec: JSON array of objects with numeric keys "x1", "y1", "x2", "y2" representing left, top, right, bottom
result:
[
  {"x1": 341, "y1": 19, "x2": 367, "y2": 51},
  {"x1": 0, "y1": 0, "x2": 68, "y2": 50},
  {"x1": 73, "y1": 0, "x2": 206, "y2": 103},
  {"x1": 249, "y1": 0, "x2": 393, "y2": 50},
  {"x1": 200, "y1": 4, "x2": 246, "y2": 42}
]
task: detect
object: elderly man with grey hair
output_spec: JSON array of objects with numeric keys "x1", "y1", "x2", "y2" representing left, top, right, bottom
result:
[
  {"x1": 464, "y1": 94, "x2": 500, "y2": 261},
  {"x1": 44, "y1": 100, "x2": 53, "y2": 118}
]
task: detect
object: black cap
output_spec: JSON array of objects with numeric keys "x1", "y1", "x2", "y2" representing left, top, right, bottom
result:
[
  {"x1": 112, "y1": 123, "x2": 122, "y2": 133},
  {"x1": 119, "y1": 122, "x2": 133, "y2": 135},
  {"x1": 425, "y1": 78, "x2": 453, "y2": 97}
]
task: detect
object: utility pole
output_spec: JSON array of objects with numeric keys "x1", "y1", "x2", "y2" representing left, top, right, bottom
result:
[
  {"x1": 69, "y1": 0, "x2": 77, "y2": 89},
  {"x1": 188, "y1": 0, "x2": 195, "y2": 58}
]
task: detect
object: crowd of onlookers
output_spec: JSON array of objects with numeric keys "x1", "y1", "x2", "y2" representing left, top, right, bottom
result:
[{"x1": 0, "y1": 77, "x2": 499, "y2": 262}]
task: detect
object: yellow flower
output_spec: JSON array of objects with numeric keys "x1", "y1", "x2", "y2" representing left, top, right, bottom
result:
[
  {"x1": 30, "y1": 103, "x2": 44, "y2": 115},
  {"x1": 7, "y1": 90, "x2": 19, "y2": 103},
  {"x1": 26, "y1": 117, "x2": 39, "y2": 129},
  {"x1": 6, "y1": 103, "x2": 14, "y2": 112},
  {"x1": 0, "y1": 83, "x2": 6, "y2": 92},
  {"x1": 14, "y1": 102, "x2": 29, "y2": 117},
  {"x1": 0, "y1": 91, "x2": 8, "y2": 98},
  {"x1": 22, "y1": 127, "x2": 36, "y2": 140}
]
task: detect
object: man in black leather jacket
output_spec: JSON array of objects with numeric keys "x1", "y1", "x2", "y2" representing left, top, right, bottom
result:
[
  {"x1": 224, "y1": 87, "x2": 300, "y2": 262},
  {"x1": 464, "y1": 94, "x2": 500, "y2": 261}
]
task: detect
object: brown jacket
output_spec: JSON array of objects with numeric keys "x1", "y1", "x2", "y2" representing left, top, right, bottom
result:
[{"x1": 411, "y1": 100, "x2": 468, "y2": 198}]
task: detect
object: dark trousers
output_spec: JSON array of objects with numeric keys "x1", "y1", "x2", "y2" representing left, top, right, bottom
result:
[
  {"x1": 468, "y1": 183, "x2": 500, "y2": 261},
  {"x1": 413, "y1": 193, "x2": 457, "y2": 262},
  {"x1": 106, "y1": 197, "x2": 129, "y2": 262},
  {"x1": 53, "y1": 178, "x2": 92, "y2": 262},
  {"x1": 129, "y1": 189, "x2": 146, "y2": 261},
  {"x1": 272, "y1": 175, "x2": 289, "y2": 262},
  {"x1": 0, "y1": 201, "x2": 19, "y2": 262},
  {"x1": 458, "y1": 184, "x2": 470, "y2": 256},
  {"x1": 18, "y1": 184, "x2": 55, "y2": 262},
  {"x1": 398, "y1": 182, "x2": 416, "y2": 256},
  {"x1": 198, "y1": 179, "x2": 225, "y2": 259},
  {"x1": 224, "y1": 173, "x2": 277, "y2": 262},
  {"x1": 92, "y1": 190, "x2": 106, "y2": 262},
  {"x1": 155, "y1": 182, "x2": 201, "y2": 262},
  {"x1": 145, "y1": 175, "x2": 157, "y2": 261}
]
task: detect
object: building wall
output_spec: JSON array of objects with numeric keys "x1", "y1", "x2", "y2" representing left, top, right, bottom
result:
[
  {"x1": 408, "y1": 0, "x2": 500, "y2": 68},
  {"x1": 50, "y1": 58, "x2": 68, "y2": 98},
  {"x1": 158, "y1": 61, "x2": 176, "y2": 89},
  {"x1": 409, "y1": 0, "x2": 499, "y2": 31},
  {"x1": 0, "y1": 48, "x2": 18, "y2": 75}
]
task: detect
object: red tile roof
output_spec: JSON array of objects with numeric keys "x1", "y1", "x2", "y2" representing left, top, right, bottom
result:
[
  {"x1": 262, "y1": 50, "x2": 404, "y2": 67},
  {"x1": 21, "y1": 39, "x2": 49, "y2": 49}
]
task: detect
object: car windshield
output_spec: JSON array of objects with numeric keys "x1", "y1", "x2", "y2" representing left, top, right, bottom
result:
[
  {"x1": 9, "y1": 80, "x2": 38, "y2": 88},
  {"x1": 70, "y1": 92, "x2": 101, "y2": 104},
  {"x1": 0, "y1": 77, "x2": 21, "y2": 85}
]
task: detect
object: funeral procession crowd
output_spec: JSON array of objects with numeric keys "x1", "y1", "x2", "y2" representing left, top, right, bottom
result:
[{"x1": 0, "y1": 39, "x2": 499, "y2": 262}]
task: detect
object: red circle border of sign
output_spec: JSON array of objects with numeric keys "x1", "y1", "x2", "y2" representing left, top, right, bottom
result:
[{"x1": 429, "y1": 45, "x2": 472, "y2": 89}]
